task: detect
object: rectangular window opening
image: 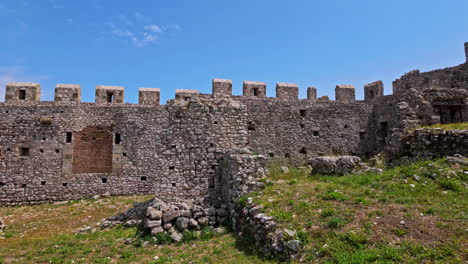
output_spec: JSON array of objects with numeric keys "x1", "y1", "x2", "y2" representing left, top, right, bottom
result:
[
  {"x1": 369, "y1": 90, "x2": 375, "y2": 99},
  {"x1": 115, "y1": 133, "x2": 121, "y2": 144},
  {"x1": 19, "y1": 90, "x2": 26, "y2": 100},
  {"x1": 313, "y1": 131, "x2": 319, "y2": 137},
  {"x1": 101, "y1": 178, "x2": 108, "y2": 183},
  {"x1": 300, "y1": 109, "x2": 306, "y2": 117},
  {"x1": 20, "y1": 147, "x2": 30, "y2": 156},
  {"x1": 140, "y1": 176, "x2": 147, "y2": 181},
  {"x1": 107, "y1": 92, "x2": 114, "y2": 103},
  {"x1": 184, "y1": 97, "x2": 191, "y2": 101},
  {"x1": 66, "y1": 132, "x2": 72, "y2": 143},
  {"x1": 359, "y1": 132, "x2": 366, "y2": 140},
  {"x1": 380, "y1": 122, "x2": 388, "y2": 138},
  {"x1": 41, "y1": 181, "x2": 46, "y2": 185},
  {"x1": 169, "y1": 166, "x2": 175, "y2": 170},
  {"x1": 252, "y1": 87, "x2": 259, "y2": 96},
  {"x1": 62, "y1": 183, "x2": 68, "y2": 187}
]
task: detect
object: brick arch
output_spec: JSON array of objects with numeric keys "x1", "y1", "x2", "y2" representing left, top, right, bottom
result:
[{"x1": 72, "y1": 126, "x2": 113, "y2": 174}]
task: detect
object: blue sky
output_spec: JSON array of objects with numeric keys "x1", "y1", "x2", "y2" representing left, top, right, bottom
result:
[{"x1": 0, "y1": 0, "x2": 467, "y2": 103}]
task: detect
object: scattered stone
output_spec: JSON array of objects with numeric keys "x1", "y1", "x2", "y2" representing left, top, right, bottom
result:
[
  {"x1": 175, "y1": 217, "x2": 190, "y2": 231},
  {"x1": 151, "y1": 226, "x2": 164, "y2": 235},
  {"x1": 309, "y1": 156, "x2": 362, "y2": 175},
  {"x1": 171, "y1": 231, "x2": 183, "y2": 242},
  {"x1": 214, "y1": 227, "x2": 226, "y2": 234},
  {"x1": 123, "y1": 220, "x2": 140, "y2": 227},
  {"x1": 280, "y1": 166, "x2": 289, "y2": 173},
  {"x1": 147, "y1": 207, "x2": 162, "y2": 220},
  {"x1": 447, "y1": 154, "x2": 467, "y2": 165},
  {"x1": 286, "y1": 240, "x2": 301, "y2": 252},
  {"x1": 413, "y1": 175, "x2": 421, "y2": 181},
  {"x1": 283, "y1": 229, "x2": 296, "y2": 237},
  {"x1": 163, "y1": 205, "x2": 181, "y2": 223}
]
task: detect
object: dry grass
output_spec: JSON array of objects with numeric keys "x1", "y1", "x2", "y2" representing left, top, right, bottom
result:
[{"x1": 0, "y1": 196, "x2": 274, "y2": 264}]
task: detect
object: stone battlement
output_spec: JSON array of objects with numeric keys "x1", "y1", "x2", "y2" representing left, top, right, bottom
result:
[
  {"x1": 3, "y1": 80, "x2": 378, "y2": 105},
  {"x1": 0, "y1": 42, "x2": 466, "y2": 205}
]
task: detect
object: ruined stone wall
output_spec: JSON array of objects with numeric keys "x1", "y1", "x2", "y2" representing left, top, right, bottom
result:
[
  {"x1": 402, "y1": 128, "x2": 468, "y2": 157},
  {"x1": 0, "y1": 95, "x2": 372, "y2": 204},
  {"x1": 1, "y1": 42, "x2": 467, "y2": 204},
  {"x1": 0, "y1": 100, "x2": 248, "y2": 205},
  {"x1": 240, "y1": 98, "x2": 373, "y2": 160}
]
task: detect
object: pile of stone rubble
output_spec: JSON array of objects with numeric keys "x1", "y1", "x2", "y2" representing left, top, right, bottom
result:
[{"x1": 101, "y1": 197, "x2": 228, "y2": 242}]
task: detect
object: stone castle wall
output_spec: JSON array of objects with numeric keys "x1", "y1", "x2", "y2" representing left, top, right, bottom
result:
[{"x1": 0, "y1": 42, "x2": 467, "y2": 205}]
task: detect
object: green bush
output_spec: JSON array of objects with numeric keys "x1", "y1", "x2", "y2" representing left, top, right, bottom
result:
[
  {"x1": 320, "y1": 208, "x2": 336, "y2": 218},
  {"x1": 322, "y1": 191, "x2": 347, "y2": 201},
  {"x1": 439, "y1": 180, "x2": 461, "y2": 191},
  {"x1": 327, "y1": 217, "x2": 346, "y2": 229}
]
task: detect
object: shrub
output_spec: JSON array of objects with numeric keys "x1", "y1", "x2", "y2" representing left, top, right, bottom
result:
[
  {"x1": 320, "y1": 208, "x2": 336, "y2": 218},
  {"x1": 439, "y1": 180, "x2": 461, "y2": 191},
  {"x1": 322, "y1": 191, "x2": 347, "y2": 201},
  {"x1": 327, "y1": 216, "x2": 346, "y2": 229}
]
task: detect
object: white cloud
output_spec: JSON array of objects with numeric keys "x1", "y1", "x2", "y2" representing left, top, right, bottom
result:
[
  {"x1": 109, "y1": 11, "x2": 180, "y2": 48},
  {"x1": 144, "y1": 24, "x2": 162, "y2": 33}
]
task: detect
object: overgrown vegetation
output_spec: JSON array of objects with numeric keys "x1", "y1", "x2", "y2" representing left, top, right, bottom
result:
[
  {"x1": 252, "y1": 158, "x2": 467, "y2": 263},
  {"x1": 0, "y1": 196, "x2": 273, "y2": 264},
  {"x1": 410, "y1": 122, "x2": 468, "y2": 131},
  {"x1": 0, "y1": 158, "x2": 466, "y2": 263}
]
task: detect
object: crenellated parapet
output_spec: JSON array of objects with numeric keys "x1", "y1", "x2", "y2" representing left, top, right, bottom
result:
[
  {"x1": 139, "y1": 88, "x2": 160, "y2": 106},
  {"x1": 364, "y1": 81, "x2": 384, "y2": 102},
  {"x1": 175, "y1": 89, "x2": 199, "y2": 101},
  {"x1": 335, "y1": 85, "x2": 355, "y2": 103},
  {"x1": 55, "y1": 84, "x2": 81, "y2": 102},
  {"x1": 307, "y1": 87, "x2": 317, "y2": 100},
  {"x1": 5, "y1": 82, "x2": 41, "y2": 102},
  {"x1": 276, "y1": 83, "x2": 299, "y2": 100},
  {"x1": 212, "y1": 79, "x2": 232, "y2": 98},
  {"x1": 96, "y1": 86, "x2": 124, "y2": 104},
  {"x1": 243, "y1": 81, "x2": 266, "y2": 98}
]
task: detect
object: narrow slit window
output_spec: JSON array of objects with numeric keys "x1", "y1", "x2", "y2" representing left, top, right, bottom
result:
[
  {"x1": 19, "y1": 90, "x2": 26, "y2": 100},
  {"x1": 66, "y1": 132, "x2": 72, "y2": 143},
  {"x1": 115, "y1": 133, "x2": 121, "y2": 144}
]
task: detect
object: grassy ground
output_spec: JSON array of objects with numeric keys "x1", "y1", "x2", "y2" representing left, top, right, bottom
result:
[
  {"x1": 410, "y1": 122, "x2": 468, "y2": 131},
  {"x1": 0, "y1": 196, "x2": 274, "y2": 264},
  {"x1": 0, "y1": 158, "x2": 466, "y2": 263},
  {"x1": 253, "y1": 158, "x2": 467, "y2": 263}
]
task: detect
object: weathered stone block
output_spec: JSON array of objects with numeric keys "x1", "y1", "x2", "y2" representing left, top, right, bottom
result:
[
  {"x1": 55, "y1": 84, "x2": 81, "y2": 103},
  {"x1": 243, "y1": 81, "x2": 266, "y2": 98},
  {"x1": 5, "y1": 82, "x2": 40, "y2": 102},
  {"x1": 95, "y1": 85, "x2": 124, "y2": 104},
  {"x1": 335, "y1": 85, "x2": 355, "y2": 103},
  {"x1": 212, "y1": 79, "x2": 232, "y2": 98},
  {"x1": 276, "y1": 83, "x2": 298, "y2": 100},
  {"x1": 139, "y1": 88, "x2": 160, "y2": 106}
]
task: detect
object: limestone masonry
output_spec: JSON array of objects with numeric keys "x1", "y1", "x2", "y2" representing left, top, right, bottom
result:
[{"x1": 0, "y1": 43, "x2": 467, "y2": 205}]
